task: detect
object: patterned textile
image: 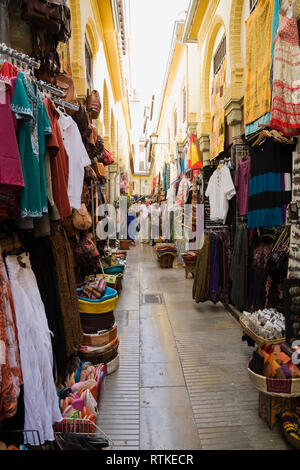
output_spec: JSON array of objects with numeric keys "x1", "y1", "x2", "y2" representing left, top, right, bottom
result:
[
  {"x1": 244, "y1": 0, "x2": 274, "y2": 125},
  {"x1": 210, "y1": 59, "x2": 226, "y2": 160},
  {"x1": 0, "y1": 250, "x2": 22, "y2": 421},
  {"x1": 269, "y1": 0, "x2": 300, "y2": 136},
  {"x1": 245, "y1": 0, "x2": 281, "y2": 136},
  {"x1": 266, "y1": 377, "x2": 292, "y2": 394}
]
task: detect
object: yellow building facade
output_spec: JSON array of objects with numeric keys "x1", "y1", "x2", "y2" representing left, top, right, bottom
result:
[
  {"x1": 151, "y1": 0, "x2": 300, "y2": 178},
  {"x1": 68, "y1": 0, "x2": 133, "y2": 201}
]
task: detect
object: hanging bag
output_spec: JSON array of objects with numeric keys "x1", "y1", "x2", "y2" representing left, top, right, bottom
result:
[
  {"x1": 101, "y1": 148, "x2": 114, "y2": 166},
  {"x1": 87, "y1": 90, "x2": 102, "y2": 120},
  {"x1": 72, "y1": 204, "x2": 92, "y2": 231},
  {"x1": 21, "y1": 0, "x2": 71, "y2": 38}
]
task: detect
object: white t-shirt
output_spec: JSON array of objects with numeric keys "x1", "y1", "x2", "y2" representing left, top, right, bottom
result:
[
  {"x1": 205, "y1": 166, "x2": 236, "y2": 224},
  {"x1": 140, "y1": 204, "x2": 151, "y2": 219},
  {"x1": 58, "y1": 110, "x2": 91, "y2": 210}
]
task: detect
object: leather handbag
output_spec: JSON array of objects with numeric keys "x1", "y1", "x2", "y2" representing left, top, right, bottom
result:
[
  {"x1": 55, "y1": 71, "x2": 77, "y2": 104},
  {"x1": 101, "y1": 147, "x2": 114, "y2": 166},
  {"x1": 92, "y1": 159, "x2": 106, "y2": 182},
  {"x1": 72, "y1": 204, "x2": 92, "y2": 231},
  {"x1": 87, "y1": 90, "x2": 101, "y2": 120},
  {"x1": 73, "y1": 237, "x2": 100, "y2": 267},
  {"x1": 81, "y1": 183, "x2": 90, "y2": 206},
  {"x1": 21, "y1": 0, "x2": 71, "y2": 38}
]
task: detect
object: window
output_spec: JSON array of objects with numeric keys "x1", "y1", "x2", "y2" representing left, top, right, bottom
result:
[
  {"x1": 182, "y1": 86, "x2": 187, "y2": 123},
  {"x1": 213, "y1": 36, "x2": 226, "y2": 76},
  {"x1": 250, "y1": 0, "x2": 258, "y2": 14},
  {"x1": 174, "y1": 108, "x2": 177, "y2": 139},
  {"x1": 85, "y1": 39, "x2": 93, "y2": 92}
]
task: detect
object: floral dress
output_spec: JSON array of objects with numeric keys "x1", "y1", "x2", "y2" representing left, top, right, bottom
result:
[
  {"x1": 0, "y1": 249, "x2": 23, "y2": 421},
  {"x1": 11, "y1": 72, "x2": 52, "y2": 218},
  {"x1": 269, "y1": 0, "x2": 300, "y2": 136}
]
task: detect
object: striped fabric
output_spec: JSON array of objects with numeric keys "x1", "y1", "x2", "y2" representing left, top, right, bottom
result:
[{"x1": 248, "y1": 139, "x2": 293, "y2": 229}]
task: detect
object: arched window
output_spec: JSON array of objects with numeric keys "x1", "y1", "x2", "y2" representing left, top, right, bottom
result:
[
  {"x1": 182, "y1": 86, "x2": 187, "y2": 123},
  {"x1": 173, "y1": 108, "x2": 177, "y2": 139},
  {"x1": 85, "y1": 38, "x2": 93, "y2": 92},
  {"x1": 250, "y1": 0, "x2": 258, "y2": 14},
  {"x1": 213, "y1": 35, "x2": 226, "y2": 76}
]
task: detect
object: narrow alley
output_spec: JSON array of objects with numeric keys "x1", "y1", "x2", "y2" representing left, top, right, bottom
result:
[{"x1": 98, "y1": 244, "x2": 290, "y2": 451}]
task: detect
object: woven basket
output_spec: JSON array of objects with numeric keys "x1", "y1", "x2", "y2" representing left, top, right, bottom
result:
[
  {"x1": 104, "y1": 353, "x2": 120, "y2": 375},
  {"x1": 80, "y1": 311, "x2": 115, "y2": 334},
  {"x1": 240, "y1": 317, "x2": 285, "y2": 346},
  {"x1": 158, "y1": 253, "x2": 176, "y2": 269},
  {"x1": 248, "y1": 360, "x2": 300, "y2": 397},
  {"x1": 81, "y1": 335, "x2": 119, "y2": 354},
  {"x1": 82, "y1": 324, "x2": 118, "y2": 347},
  {"x1": 79, "y1": 339, "x2": 119, "y2": 365}
]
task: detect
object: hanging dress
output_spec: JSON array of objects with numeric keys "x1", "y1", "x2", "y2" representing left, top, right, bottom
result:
[
  {"x1": 0, "y1": 249, "x2": 23, "y2": 421},
  {"x1": 11, "y1": 72, "x2": 51, "y2": 218},
  {"x1": 269, "y1": 0, "x2": 300, "y2": 136},
  {"x1": 0, "y1": 62, "x2": 24, "y2": 221},
  {"x1": 5, "y1": 254, "x2": 62, "y2": 444}
]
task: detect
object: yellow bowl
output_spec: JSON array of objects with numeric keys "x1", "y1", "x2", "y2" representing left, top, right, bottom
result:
[{"x1": 79, "y1": 295, "x2": 119, "y2": 314}]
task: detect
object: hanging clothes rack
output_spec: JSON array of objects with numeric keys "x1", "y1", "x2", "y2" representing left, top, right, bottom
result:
[
  {"x1": 37, "y1": 80, "x2": 65, "y2": 97},
  {"x1": 52, "y1": 96, "x2": 79, "y2": 112},
  {"x1": 0, "y1": 42, "x2": 40, "y2": 69}
]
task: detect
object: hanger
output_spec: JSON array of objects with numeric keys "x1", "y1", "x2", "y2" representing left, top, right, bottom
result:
[{"x1": 251, "y1": 129, "x2": 272, "y2": 147}]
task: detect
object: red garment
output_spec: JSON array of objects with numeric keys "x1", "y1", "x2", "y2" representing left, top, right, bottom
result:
[
  {"x1": 0, "y1": 62, "x2": 24, "y2": 189},
  {"x1": 44, "y1": 98, "x2": 71, "y2": 221},
  {"x1": 0, "y1": 63, "x2": 23, "y2": 222}
]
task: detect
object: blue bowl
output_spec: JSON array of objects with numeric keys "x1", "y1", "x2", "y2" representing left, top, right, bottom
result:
[
  {"x1": 77, "y1": 286, "x2": 118, "y2": 303},
  {"x1": 104, "y1": 265, "x2": 125, "y2": 275}
]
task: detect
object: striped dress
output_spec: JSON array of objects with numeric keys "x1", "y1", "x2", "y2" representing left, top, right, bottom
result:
[{"x1": 248, "y1": 138, "x2": 293, "y2": 229}]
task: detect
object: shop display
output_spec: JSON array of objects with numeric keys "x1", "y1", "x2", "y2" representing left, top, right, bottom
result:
[
  {"x1": 193, "y1": 228, "x2": 230, "y2": 305},
  {"x1": 0, "y1": 30, "x2": 121, "y2": 447},
  {"x1": 205, "y1": 164, "x2": 236, "y2": 225},
  {"x1": 155, "y1": 243, "x2": 177, "y2": 269},
  {"x1": 241, "y1": 309, "x2": 285, "y2": 341}
]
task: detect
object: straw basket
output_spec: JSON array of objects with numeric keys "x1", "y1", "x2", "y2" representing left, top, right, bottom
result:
[
  {"x1": 248, "y1": 360, "x2": 300, "y2": 397},
  {"x1": 104, "y1": 353, "x2": 120, "y2": 375},
  {"x1": 240, "y1": 317, "x2": 285, "y2": 346},
  {"x1": 79, "y1": 338, "x2": 119, "y2": 365},
  {"x1": 82, "y1": 323, "x2": 118, "y2": 347}
]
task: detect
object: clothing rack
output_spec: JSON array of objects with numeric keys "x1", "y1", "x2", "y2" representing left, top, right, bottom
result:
[
  {"x1": 205, "y1": 225, "x2": 229, "y2": 231},
  {"x1": 52, "y1": 96, "x2": 79, "y2": 112},
  {"x1": 37, "y1": 80, "x2": 65, "y2": 97},
  {"x1": 0, "y1": 43, "x2": 73, "y2": 108},
  {"x1": 0, "y1": 43, "x2": 40, "y2": 69}
]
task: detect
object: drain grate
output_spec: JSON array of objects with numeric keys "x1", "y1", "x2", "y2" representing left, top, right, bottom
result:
[{"x1": 142, "y1": 294, "x2": 163, "y2": 305}]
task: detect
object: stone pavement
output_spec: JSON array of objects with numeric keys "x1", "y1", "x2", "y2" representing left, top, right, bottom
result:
[{"x1": 97, "y1": 243, "x2": 291, "y2": 450}]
